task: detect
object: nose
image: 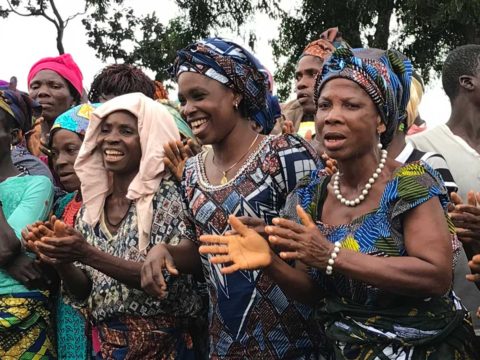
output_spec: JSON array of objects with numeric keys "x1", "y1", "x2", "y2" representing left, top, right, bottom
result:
[
  {"x1": 296, "y1": 76, "x2": 307, "y2": 91},
  {"x1": 56, "y1": 150, "x2": 70, "y2": 167},
  {"x1": 34, "y1": 84, "x2": 51, "y2": 99},
  {"x1": 321, "y1": 105, "x2": 344, "y2": 126},
  {"x1": 180, "y1": 100, "x2": 196, "y2": 119}
]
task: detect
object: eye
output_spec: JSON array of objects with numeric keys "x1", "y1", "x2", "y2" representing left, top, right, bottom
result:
[
  {"x1": 317, "y1": 101, "x2": 330, "y2": 110},
  {"x1": 100, "y1": 125, "x2": 110, "y2": 134},
  {"x1": 178, "y1": 97, "x2": 186, "y2": 106},
  {"x1": 120, "y1": 127, "x2": 134, "y2": 135},
  {"x1": 344, "y1": 102, "x2": 360, "y2": 110}
]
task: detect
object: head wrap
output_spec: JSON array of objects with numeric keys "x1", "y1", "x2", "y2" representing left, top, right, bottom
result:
[
  {"x1": 170, "y1": 37, "x2": 277, "y2": 134},
  {"x1": 0, "y1": 90, "x2": 40, "y2": 133},
  {"x1": 302, "y1": 27, "x2": 351, "y2": 61},
  {"x1": 28, "y1": 54, "x2": 84, "y2": 96},
  {"x1": 314, "y1": 47, "x2": 413, "y2": 147},
  {"x1": 74, "y1": 93, "x2": 180, "y2": 253},
  {"x1": 50, "y1": 103, "x2": 99, "y2": 141},
  {"x1": 406, "y1": 76, "x2": 424, "y2": 130},
  {"x1": 157, "y1": 99, "x2": 194, "y2": 139}
]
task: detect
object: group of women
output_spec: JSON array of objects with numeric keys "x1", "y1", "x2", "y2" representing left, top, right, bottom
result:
[{"x1": 0, "y1": 33, "x2": 478, "y2": 360}]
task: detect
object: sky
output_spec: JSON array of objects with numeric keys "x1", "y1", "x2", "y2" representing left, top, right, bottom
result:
[{"x1": 0, "y1": 0, "x2": 452, "y2": 127}]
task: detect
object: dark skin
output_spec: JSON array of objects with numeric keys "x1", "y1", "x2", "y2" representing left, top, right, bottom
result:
[
  {"x1": 295, "y1": 55, "x2": 324, "y2": 116},
  {"x1": 199, "y1": 79, "x2": 453, "y2": 302},
  {"x1": 50, "y1": 129, "x2": 83, "y2": 193},
  {"x1": 29, "y1": 70, "x2": 77, "y2": 156},
  {"x1": 141, "y1": 72, "x2": 265, "y2": 297},
  {"x1": 33, "y1": 111, "x2": 151, "y2": 301},
  {"x1": 445, "y1": 68, "x2": 480, "y2": 265},
  {"x1": 0, "y1": 112, "x2": 54, "y2": 290}
]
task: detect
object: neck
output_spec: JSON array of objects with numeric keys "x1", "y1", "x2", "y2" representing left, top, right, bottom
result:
[
  {"x1": 447, "y1": 99, "x2": 480, "y2": 146},
  {"x1": 0, "y1": 154, "x2": 20, "y2": 181},
  {"x1": 211, "y1": 119, "x2": 261, "y2": 165},
  {"x1": 387, "y1": 132, "x2": 406, "y2": 160},
  {"x1": 336, "y1": 150, "x2": 381, "y2": 190},
  {"x1": 111, "y1": 170, "x2": 138, "y2": 199}
]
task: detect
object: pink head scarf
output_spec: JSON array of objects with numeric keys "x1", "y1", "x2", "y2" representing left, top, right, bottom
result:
[
  {"x1": 28, "y1": 53, "x2": 84, "y2": 96},
  {"x1": 74, "y1": 92, "x2": 180, "y2": 252}
]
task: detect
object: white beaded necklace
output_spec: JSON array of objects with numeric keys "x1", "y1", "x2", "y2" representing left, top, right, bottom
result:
[{"x1": 333, "y1": 143, "x2": 388, "y2": 207}]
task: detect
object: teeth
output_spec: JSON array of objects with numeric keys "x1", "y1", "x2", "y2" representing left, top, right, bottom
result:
[
  {"x1": 105, "y1": 150, "x2": 124, "y2": 156},
  {"x1": 190, "y1": 119, "x2": 208, "y2": 128}
]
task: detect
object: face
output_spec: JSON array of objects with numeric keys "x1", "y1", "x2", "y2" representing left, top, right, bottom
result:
[
  {"x1": 29, "y1": 70, "x2": 76, "y2": 124},
  {"x1": 0, "y1": 112, "x2": 12, "y2": 157},
  {"x1": 177, "y1": 72, "x2": 239, "y2": 144},
  {"x1": 316, "y1": 78, "x2": 383, "y2": 160},
  {"x1": 96, "y1": 110, "x2": 142, "y2": 174},
  {"x1": 50, "y1": 129, "x2": 82, "y2": 192},
  {"x1": 295, "y1": 55, "x2": 324, "y2": 115}
]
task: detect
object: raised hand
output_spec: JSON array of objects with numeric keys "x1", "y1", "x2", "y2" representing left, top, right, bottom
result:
[
  {"x1": 225, "y1": 216, "x2": 267, "y2": 239},
  {"x1": 321, "y1": 153, "x2": 338, "y2": 176},
  {"x1": 449, "y1": 191, "x2": 480, "y2": 254},
  {"x1": 466, "y1": 254, "x2": 480, "y2": 283},
  {"x1": 282, "y1": 120, "x2": 295, "y2": 135},
  {"x1": 163, "y1": 140, "x2": 196, "y2": 181},
  {"x1": 199, "y1": 215, "x2": 272, "y2": 274},
  {"x1": 266, "y1": 205, "x2": 333, "y2": 269},
  {"x1": 141, "y1": 244, "x2": 179, "y2": 298}
]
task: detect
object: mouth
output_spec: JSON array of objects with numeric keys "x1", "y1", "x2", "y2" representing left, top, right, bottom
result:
[
  {"x1": 188, "y1": 118, "x2": 209, "y2": 136},
  {"x1": 323, "y1": 132, "x2": 347, "y2": 150},
  {"x1": 296, "y1": 93, "x2": 311, "y2": 104},
  {"x1": 103, "y1": 149, "x2": 125, "y2": 162}
]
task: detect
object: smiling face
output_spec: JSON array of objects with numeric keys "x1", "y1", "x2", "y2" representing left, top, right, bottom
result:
[
  {"x1": 316, "y1": 78, "x2": 383, "y2": 160},
  {"x1": 96, "y1": 110, "x2": 142, "y2": 174},
  {"x1": 50, "y1": 129, "x2": 82, "y2": 192},
  {"x1": 295, "y1": 55, "x2": 324, "y2": 115},
  {"x1": 28, "y1": 70, "x2": 76, "y2": 125},
  {"x1": 177, "y1": 72, "x2": 241, "y2": 145}
]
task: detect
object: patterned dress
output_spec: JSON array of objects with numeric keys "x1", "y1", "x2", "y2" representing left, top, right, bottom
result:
[
  {"x1": 182, "y1": 134, "x2": 328, "y2": 359},
  {"x1": 287, "y1": 162, "x2": 478, "y2": 359},
  {"x1": 73, "y1": 178, "x2": 205, "y2": 359}
]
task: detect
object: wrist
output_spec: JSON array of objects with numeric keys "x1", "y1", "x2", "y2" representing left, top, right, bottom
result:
[
  {"x1": 326, "y1": 241, "x2": 342, "y2": 275},
  {"x1": 80, "y1": 243, "x2": 95, "y2": 265}
]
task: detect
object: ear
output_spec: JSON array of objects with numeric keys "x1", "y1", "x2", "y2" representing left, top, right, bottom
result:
[
  {"x1": 233, "y1": 93, "x2": 243, "y2": 106},
  {"x1": 376, "y1": 116, "x2": 386, "y2": 134},
  {"x1": 459, "y1": 75, "x2": 475, "y2": 91},
  {"x1": 10, "y1": 128, "x2": 22, "y2": 146}
]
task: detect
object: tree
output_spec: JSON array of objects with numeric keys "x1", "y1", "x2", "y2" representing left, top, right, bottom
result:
[
  {"x1": 272, "y1": 0, "x2": 480, "y2": 100},
  {"x1": 0, "y1": 0, "x2": 125, "y2": 54},
  {"x1": 83, "y1": 0, "x2": 281, "y2": 81}
]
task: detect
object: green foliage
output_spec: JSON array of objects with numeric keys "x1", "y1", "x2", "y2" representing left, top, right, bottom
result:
[{"x1": 272, "y1": 0, "x2": 480, "y2": 101}]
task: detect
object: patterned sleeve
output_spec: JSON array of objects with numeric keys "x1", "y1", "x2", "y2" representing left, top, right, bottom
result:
[
  {"x1": 269, "y1": 134, "x2": 322, "y2": 197},
  {"x1": 389, "y1": 162, "x2": 460, "y2": 261},
  {"x1": 180, "y1": 157, "x2": 200, "y2": 244}
]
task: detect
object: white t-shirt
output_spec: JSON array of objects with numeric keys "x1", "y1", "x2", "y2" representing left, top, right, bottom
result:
[{"x1": 408, "y1": 124, "x2": 480, "y2": 333}]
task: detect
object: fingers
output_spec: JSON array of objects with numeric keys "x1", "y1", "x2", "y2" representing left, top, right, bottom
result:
[
  {"x1": 163, "y1": 141, "x2": 180, "y2": 167},
  {"x1": 269, "y1": 217, "x2": 306, "y2": 235},
  {"x1": 220, "y1": 263, "x2": 240, "y2": 275},
  {"x1": 296, "y1": 205, "x2": 315, "y2": 227},
  {"x1": 466, "y1": 273, "x2": 480, "y2": 283},
  {"x1": 450, "y1": 192, "x2": 463, "y2": 206},
  {"x1": 304, "y1": 130, "x2": 313, "y2": 141},
  {"x1": 164, "y1": 254, "x2": 179, "y2": 276},
  {"x1": 199, "y1": 235, "x2": 229, "y2": 245},
  {"x1": 467, "y1": 191, "x2": 477, "y2": 207},
  {"x1": 141, "y1": 261, "x2": 168, "y2": 297},
  {"x1": 278, "y1": 251, "x2": 301, "y2": 260},
  {"x1": 228, "y1": 215, "x2": 251, "y2": 236},
  {"x1": 268, "y1": 234, "x2": 301, "y2": 252},
  {"x1": 209, "y1": 255, "x2": 233, "y2": 264},
  {"x1": 199, "y1": 244, "x2": 229, "y2": 255},
  {"x1": 236, "y1": 216, "x2": 264, "y2": 227}
]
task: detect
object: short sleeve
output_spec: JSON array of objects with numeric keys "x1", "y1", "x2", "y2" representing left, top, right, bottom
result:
[
  {"x1": 7, "y1": 175, "x2": 54, "y2": 239},
  {"x1": 422, "y1": 153, "x2": 458, "y2": 195},
  {"x1": 388, "y1": 162, "x2": 450, "y2": 221},
  {"x1": 269, "y1": 134, "x2": 321, "y2": 196}
]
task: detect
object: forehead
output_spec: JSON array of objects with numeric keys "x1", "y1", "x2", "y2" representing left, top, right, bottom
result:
[
  {"x1": 320, "y1": 78, "x2": 370, "y2": 98},
  {"x1": 296, "y1": 55, "x2": 324, "y2": 73},
  {"x1": 30, "y1": 69, "x2": 67, "y2": 84},
  {"x1": 103, "y1": 110, "x2": 138, "y2": 126},
  {"x1": 51, "y1": 128, "x2": 82, "y2": 145},
  {"x1": 177, "y1": 72, "x2": 227, "y2": 93}
]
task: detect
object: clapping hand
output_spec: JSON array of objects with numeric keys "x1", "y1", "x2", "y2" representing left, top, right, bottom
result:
[
  {"x1": 266, "y1": 205, "x2": 333, "y2": 269},
  {"x1": 199, "y1": 215, "x2": 272, "y2": 274},
  {"x1": 163, "y1": 140, "x2": 198, "y2": 181},
  {"x1": 449, "y1": 191, "x2": 480, "y2": 250}
]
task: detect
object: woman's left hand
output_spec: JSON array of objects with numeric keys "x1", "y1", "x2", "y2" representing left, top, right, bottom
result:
[
  {"x1": 266, "y1": 205, "x2": 334, "y2": 269},
  {"x1": 34, "y1": 220, "x2": 91, "y2": 264}
]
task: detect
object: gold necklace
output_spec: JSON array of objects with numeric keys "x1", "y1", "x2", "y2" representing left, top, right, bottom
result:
[{"x1": 212, "y1": 133, "x2": 260, "y2": 185}]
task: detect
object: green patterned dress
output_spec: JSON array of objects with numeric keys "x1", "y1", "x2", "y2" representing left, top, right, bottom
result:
[{"x1": 285, "y1": 162, "x2": 478, "y2": 359}]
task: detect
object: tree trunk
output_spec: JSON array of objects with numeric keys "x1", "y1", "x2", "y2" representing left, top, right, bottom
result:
[
  {"x1": 371, "y1": 0, "x2": 395, "y2": 49},
  {"x1": 56, "y1": 26, "x2": 65, "y2": 54}
]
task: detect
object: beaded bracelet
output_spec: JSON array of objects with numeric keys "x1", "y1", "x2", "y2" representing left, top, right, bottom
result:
[{"x1": 326, "y1": 241, "x2": 342, "y2": 275}]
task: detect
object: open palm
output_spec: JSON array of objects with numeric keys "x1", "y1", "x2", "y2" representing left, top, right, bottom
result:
[{"x1": 199, "y1": 215, "x2": 272, "y2": 274}]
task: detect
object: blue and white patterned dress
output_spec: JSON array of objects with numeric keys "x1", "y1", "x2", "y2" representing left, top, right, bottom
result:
[{"x1": 182, "y1": 134, "x2": 330, "y2": 359}]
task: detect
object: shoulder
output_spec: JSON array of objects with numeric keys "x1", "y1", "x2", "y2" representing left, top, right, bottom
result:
[
  {"x1": 20, "y1": 174, "x2": 53, "y2": 190},
  {"x1": 407, "y1": 125, "x2": 447, "y2": 144},
  {"x1": 268, "y1": 134, "x2": 317, "y2": 157},
  {"x1": 388, "y1": 161, "x2": 449, "y2": 210}
]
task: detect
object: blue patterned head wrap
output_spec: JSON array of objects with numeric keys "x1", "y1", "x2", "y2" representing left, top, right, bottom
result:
[
  {"x1": 0, "y1": 90, "x2": 40, "y2": 133},
  {"x1": 314, "y1": 48, "x2": 413, "y2": 147},
  {"x1": 50, "y1": 103, "x2": 100, "y2": 139},
  {"x1": 170, "y1": 37, "x2": 278, "y2": 134}
]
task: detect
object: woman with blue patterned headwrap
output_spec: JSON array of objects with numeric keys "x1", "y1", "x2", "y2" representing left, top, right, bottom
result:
[
  {"x1": 142, "y1": 38, "x2": 328, "y2": 359},
  {"x1": 197, "y1": 48, "x2": 478, "y2": 359}
]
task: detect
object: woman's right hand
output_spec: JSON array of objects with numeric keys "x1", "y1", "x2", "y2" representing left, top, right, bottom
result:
[
  {"x1": 163, "y1": 140, "x2": 195, "y2": 181},
  {"x1": 141, "y1": 244, "x2": 179, "y2": 298}
]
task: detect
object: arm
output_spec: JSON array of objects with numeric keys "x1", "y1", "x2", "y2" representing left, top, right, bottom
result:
[
  {"x1": 324, "y1": 198, "x2": 452, "y2": 297},
  {"x1": 55, "y1": 263, "x2": 92, "y2": 301},
  {"x1": 0, "y1": 206, "x2": 21, "y2": 266}
]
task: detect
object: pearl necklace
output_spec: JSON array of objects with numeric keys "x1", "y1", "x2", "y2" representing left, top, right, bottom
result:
[{"x1": 333, "y1": 144, "x2": 388, "y2": 207}]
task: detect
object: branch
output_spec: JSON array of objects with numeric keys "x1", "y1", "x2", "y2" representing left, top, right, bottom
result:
[
  {"x1": 6, "y1": 0, "x2": 37, "y2": 17},
  {"x1": 65, "y1": 10, "x2": 87, "y2": 27},
  {"x1": 37, "y1": 0, "x2": 58, "y2": 27},
  {"x1": 48, "y1": 0, "x2": 64, "y2": 28}
]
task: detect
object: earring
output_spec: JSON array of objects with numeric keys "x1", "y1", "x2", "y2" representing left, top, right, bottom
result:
[{"x1": 233, "y1": 102, "x2": 239, "y2": 111}]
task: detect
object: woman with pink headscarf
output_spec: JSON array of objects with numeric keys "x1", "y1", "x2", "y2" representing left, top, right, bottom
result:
[{"x1": 29, "y1": 93, "x2": 205, "y2": 359}]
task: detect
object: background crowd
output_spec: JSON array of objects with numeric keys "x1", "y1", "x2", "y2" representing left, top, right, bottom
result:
[{"x1": 0, "y1": 25, "x2": 480, "y2": 360}]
